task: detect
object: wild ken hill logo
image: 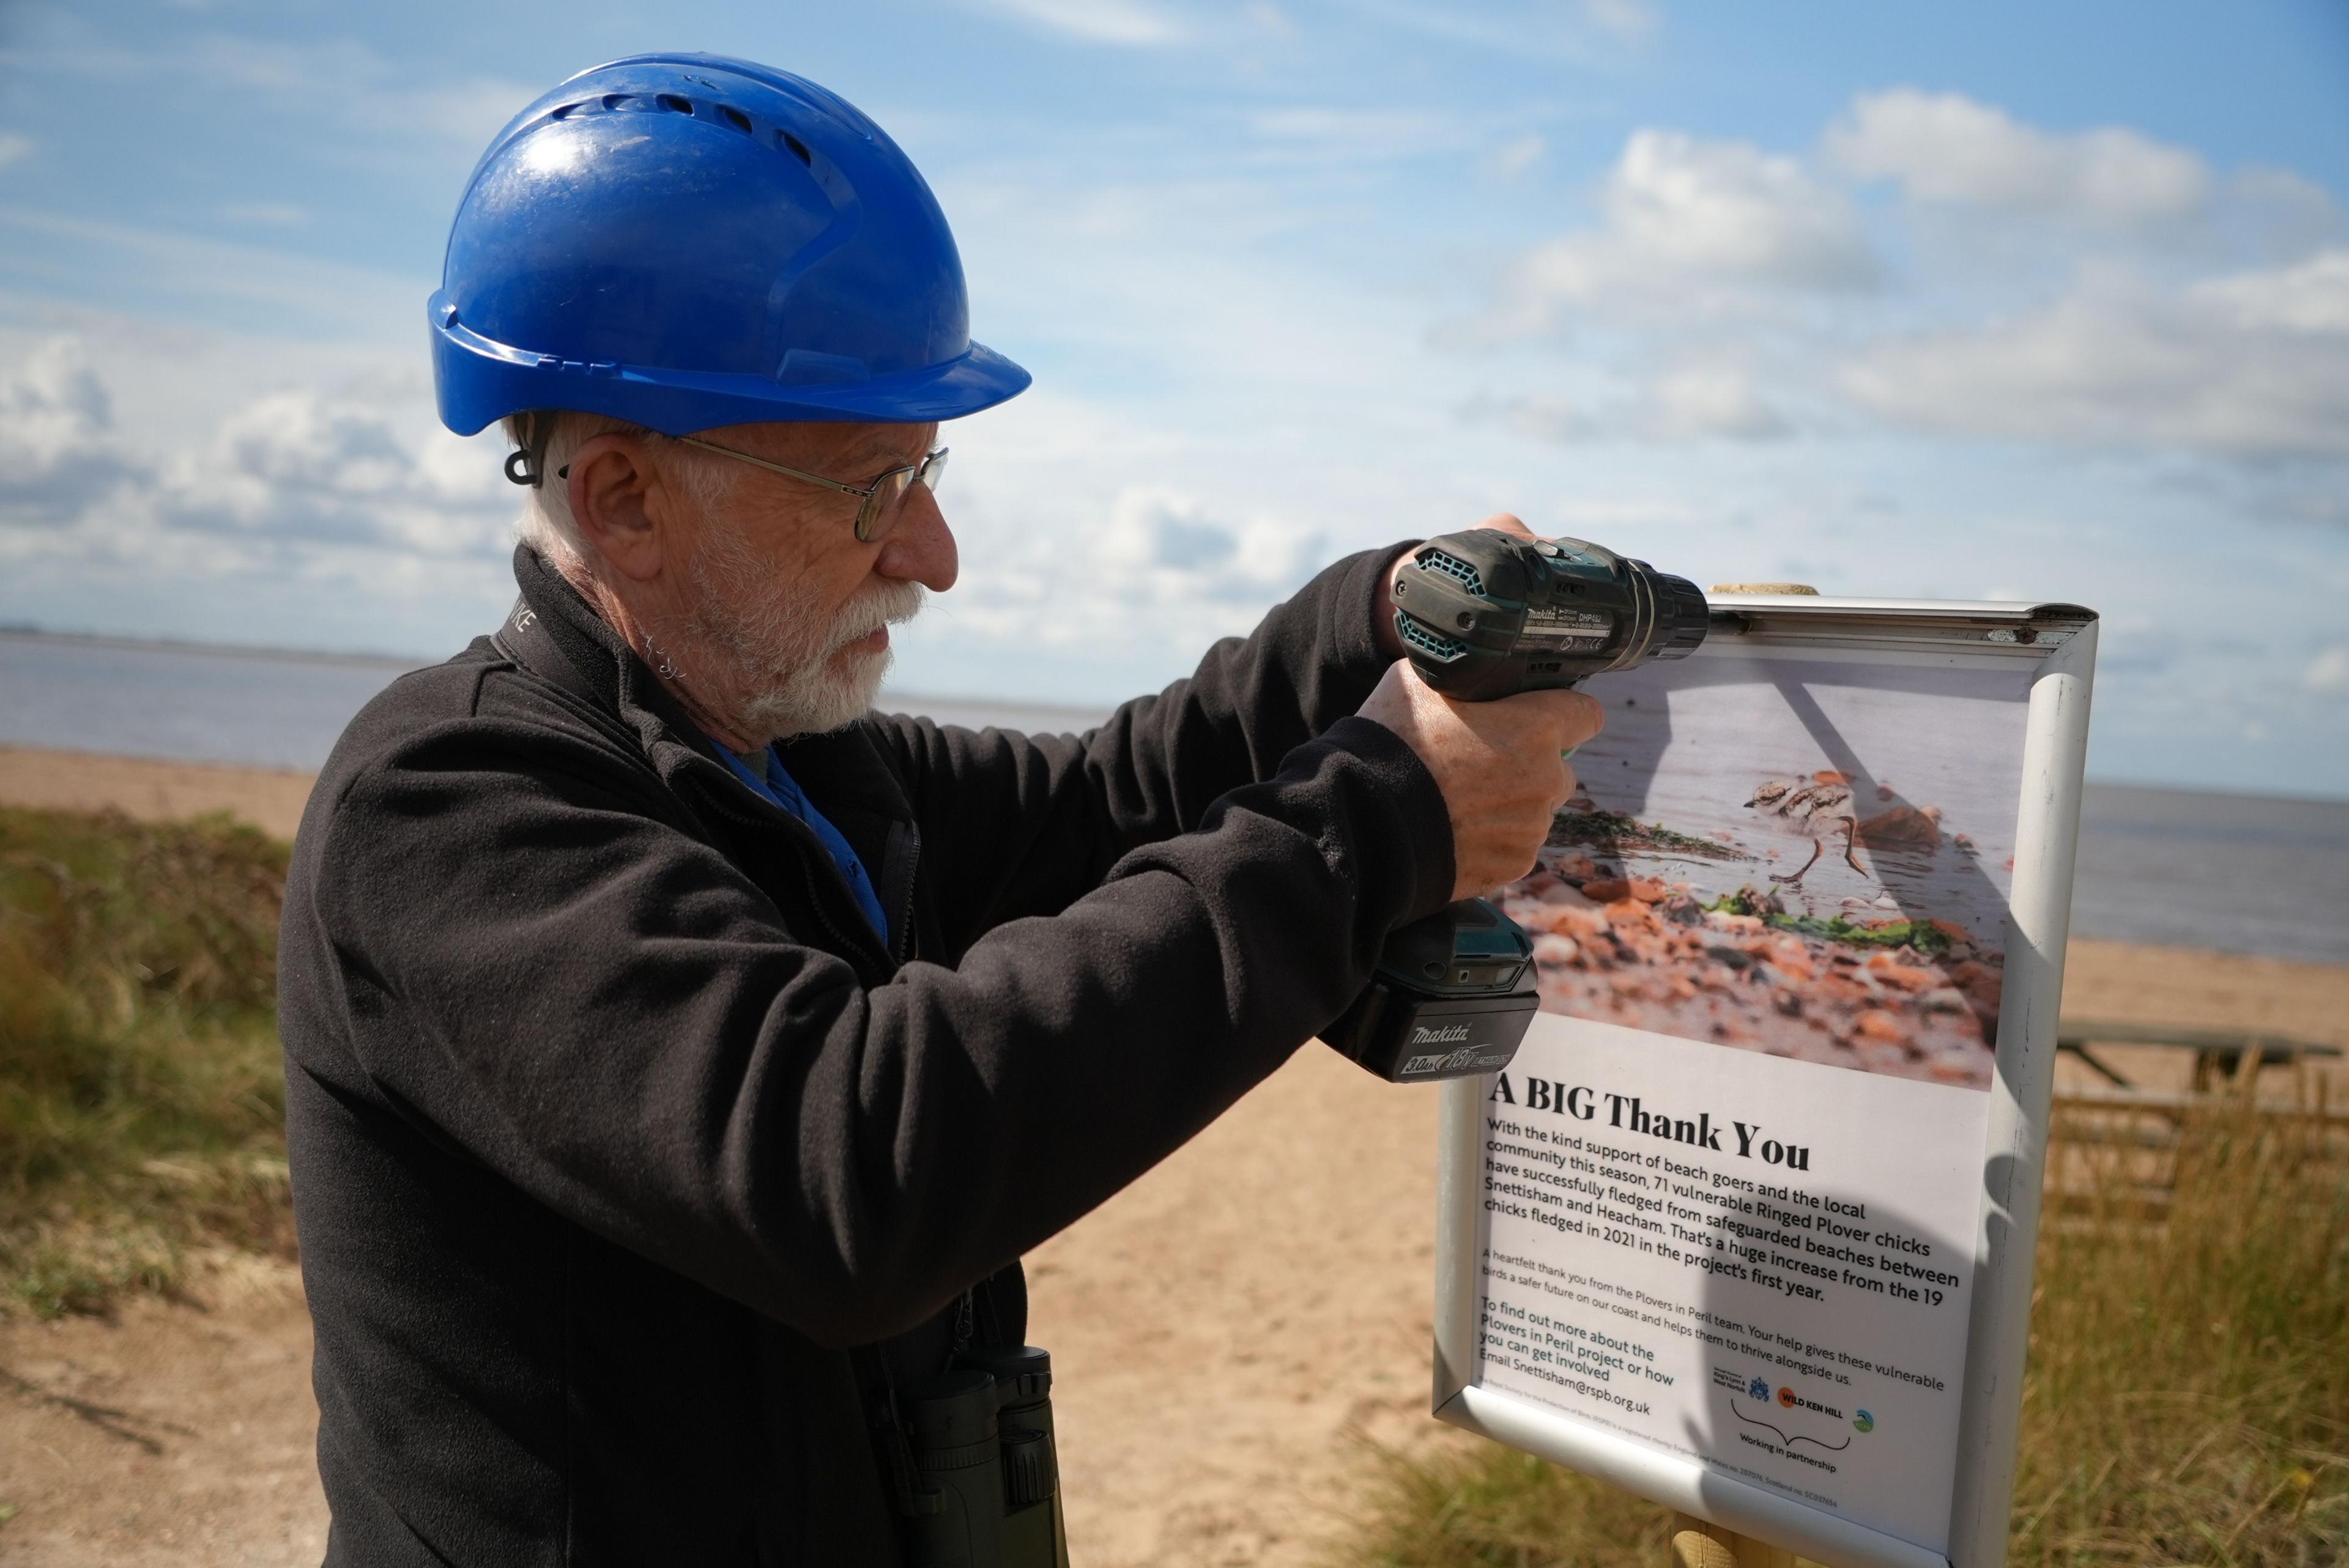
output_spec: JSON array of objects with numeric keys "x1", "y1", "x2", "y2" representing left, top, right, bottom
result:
[
  {"x1": 1728, "y1": 1381, "x2": 1853, "y2": 1455},
  {"x1": 1775, "y1": 1385, "x2": 1844, "y2": 1419}
]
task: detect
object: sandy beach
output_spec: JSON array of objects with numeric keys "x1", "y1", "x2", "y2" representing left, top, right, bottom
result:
[
  {"x1": 0, "y1": 748, "x2": 316, "y2": 842},
  {"x1": 3, "y1": 749, "x2": 2345, "y2": 1566}
]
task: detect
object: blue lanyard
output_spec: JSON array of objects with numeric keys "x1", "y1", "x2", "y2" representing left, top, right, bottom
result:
[{"x1": 711, "y1": 742, "x2": 891, "y2": 947}]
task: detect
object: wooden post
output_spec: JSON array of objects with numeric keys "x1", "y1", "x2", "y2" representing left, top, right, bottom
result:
[{"x1": 1670, "y1": 1513, "x2": 1816, "y2": 1568}]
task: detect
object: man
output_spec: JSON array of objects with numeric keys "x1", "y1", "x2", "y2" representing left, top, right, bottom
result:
[{"x1": 278, "y1": 53, "x2": 1598, "y2": 1564}]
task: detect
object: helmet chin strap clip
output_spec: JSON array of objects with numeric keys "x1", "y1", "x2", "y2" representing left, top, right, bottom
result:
[{"x1": 504, "y1": 415, "x2": 551, "y2": 488}]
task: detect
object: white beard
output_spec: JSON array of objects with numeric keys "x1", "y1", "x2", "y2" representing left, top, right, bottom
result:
[{"x1": 678, "y1": 518, "x2": 926, "y2": 740}]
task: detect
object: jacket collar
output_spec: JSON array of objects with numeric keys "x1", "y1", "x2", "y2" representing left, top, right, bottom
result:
[{"x1": 505, "y1": 545, "x2": 918, "y2": 840}]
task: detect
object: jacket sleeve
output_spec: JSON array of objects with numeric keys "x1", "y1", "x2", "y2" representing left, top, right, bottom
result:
[
  {"x1": 297, "y1": 702, "x2": 1453, "y2": 1350},
  {"x1": 869, "y1": 543, "x2": 1410, "y2": 956}
]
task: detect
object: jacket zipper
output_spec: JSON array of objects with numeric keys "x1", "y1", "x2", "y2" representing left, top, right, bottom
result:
[
  {"x1": 889, "y1": 824, "x2": 922, "y2": 965},
  {"x1": 693, "y1": 781, "x2": 897, "y2": 983}
]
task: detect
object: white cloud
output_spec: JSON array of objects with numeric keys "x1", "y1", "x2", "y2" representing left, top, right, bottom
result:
[
  {"x1": 1096, "y1": 487, "x2": 1315, "y2": 596},
  {"x1": 0, "y1": 336, "x2": 147, "y2": 523},
  {"x1": 0, "y1": 336, "x2": 511, "y2": 578},
  {"x1": 1244, "y1": 106, "x2": 1463, "y2": 162},
  {"x1": 1459, "y1": 91, "x2": 2349, "y2": 476},
  {"x1": 2228, "y1": 166, "x2": 2345, "y2": 256},
  {"x1": 1582, "y1": 0, "x2": 1660, "y2": 42},
  {"x1": 1644, "y1": 364, "x2": 1791, "y2": 438},
  {"x1": 1839, "y1": 250, "x2": 2349, "y2": 458},
  {"x1": 6, "y1": 337, "x2": 113, "y2": 453},
  {"x1": 2194, "y1": 247, "x2": 2349, "y2": 332},
  {"x1": 1482, "y1": 132, "x2": 1546, "y2": 185},
  {"x1": 157, "y1": 385, "x2": 510, "y2": 558},
  {"x1": 1826, "y1": 89, "x2": 2211, "y2": 228},
  {"x1": 1329, "y1": 0, "x2": 1657, "y2": 57},
  {"x1": 1469, "y1": 362, "x2": 1790, "y2": 443},
  {"x1": 1244, "y1": 1, "x2": 1297, "y2": 34},
  {"x1": 27, "y1": 35, "x2": 532, "y2": 155},
  {"x1": 0, "y1": 206, "x2": 415, "y2": 339},
  {"x1": 0, "y1": 133, "x2": 32, "y2": 169},
  {"x1": 2307, "y1": 646, "x2": 2349, "y2": 695},
  {"x1": 1491, "y1": 129, "x2": 1877, "y2": 330},
  {"x1": 962, "y1": 0, "x2": 1185, "y2": 46},
  {"x1": 219, "y1": 201, "x2": 309, "y2": 228}
]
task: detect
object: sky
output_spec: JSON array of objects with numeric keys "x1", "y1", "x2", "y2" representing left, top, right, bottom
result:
[{"x1": 1, "y1": 0, "x2": 2345, "y2": 797}]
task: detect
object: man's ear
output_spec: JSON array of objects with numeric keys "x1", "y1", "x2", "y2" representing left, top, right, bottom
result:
[{"x1": 565, "y1": 434, "x2": 675, "y2": 583}]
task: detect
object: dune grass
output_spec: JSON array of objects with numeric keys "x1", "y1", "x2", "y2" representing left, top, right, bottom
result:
[
  {"x1": 1332, "y1": 1094, "x2": 2349, "y2": 1567},
  {"x1": 0, "y1": 805, "x2": 293, "y2": 1317}
]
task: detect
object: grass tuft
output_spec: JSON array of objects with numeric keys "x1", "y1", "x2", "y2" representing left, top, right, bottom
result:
[
  {"x1": 1331, "y1": 1095, "x2": 2349, "y2": 1567},
  {"x1": 0, "y1": 805, "x2": 292, "y2": 1317},
  {"x1": 1337, "y1": 1441, "x2": 1672, "y2": 1568}
]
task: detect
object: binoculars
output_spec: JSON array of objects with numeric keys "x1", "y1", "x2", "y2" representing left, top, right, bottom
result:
[{"x1": 897, "y1": 1345, "x2": 1070, "y2": 1568}]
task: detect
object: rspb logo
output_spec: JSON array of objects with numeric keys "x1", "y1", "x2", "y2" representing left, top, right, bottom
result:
[{"x1": 1854, "y1": 1410, "x2": 1876, "y2": 1433}]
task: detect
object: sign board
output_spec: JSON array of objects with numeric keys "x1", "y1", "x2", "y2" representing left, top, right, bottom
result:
[{"x1": 1430, "y1": 594, "x2": 2098, "y2": 1568}]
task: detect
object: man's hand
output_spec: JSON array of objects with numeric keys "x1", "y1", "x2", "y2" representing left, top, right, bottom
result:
[
  {"x1": 1374, "y1": 512, "x2": 1538, "y2": 662},
  {"x1": 1356, "y1": 660, "x2": 1603, "y2": 901}
]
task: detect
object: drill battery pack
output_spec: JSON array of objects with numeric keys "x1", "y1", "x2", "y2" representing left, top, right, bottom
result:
[{"x1": 1323, "y1": 898, "x2": 1539, "y2": 1082}]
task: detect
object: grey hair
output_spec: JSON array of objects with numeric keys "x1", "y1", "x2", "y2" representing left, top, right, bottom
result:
[{"x1": 502, "y1": 411, "x2": 740, "y2": 570}]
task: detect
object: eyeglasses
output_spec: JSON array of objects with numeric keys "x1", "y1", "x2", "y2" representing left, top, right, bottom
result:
[{"x1": 677, "y1": 435, "x2": 949, "y2": 544}]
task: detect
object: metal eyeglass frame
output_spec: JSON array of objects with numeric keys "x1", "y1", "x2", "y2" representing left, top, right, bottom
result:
[{"x1": 676, "y1": 435, "x2": 949, "y2": 544}]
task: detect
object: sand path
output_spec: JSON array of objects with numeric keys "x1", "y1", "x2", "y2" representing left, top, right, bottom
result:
[{"x1": 0, "y1": 1046, "x2": 1437, "y2": 1567}]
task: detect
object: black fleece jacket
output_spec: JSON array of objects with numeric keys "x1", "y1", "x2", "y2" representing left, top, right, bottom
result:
[{"x1": 276, "y1": 542, "x2": 1453, "y2": 1566}]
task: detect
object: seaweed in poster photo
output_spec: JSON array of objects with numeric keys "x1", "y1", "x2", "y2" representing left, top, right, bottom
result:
[
  {"x1": 1500, "y1": 851, "x2": 2005, "y2": 1090},
  {"x1": 1702, "y1": 887, "x2": 1956, "y2": 958}
]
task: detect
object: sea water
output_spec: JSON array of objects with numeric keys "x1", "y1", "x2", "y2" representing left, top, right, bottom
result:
[{"x1": 3, "y1": 631, "x2": 2344, "y2": 964}]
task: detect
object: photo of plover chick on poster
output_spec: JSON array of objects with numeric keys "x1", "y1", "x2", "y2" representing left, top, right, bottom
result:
[{"x1": 1496, "y1": 653, "x2": 2036, "y2": 1090}]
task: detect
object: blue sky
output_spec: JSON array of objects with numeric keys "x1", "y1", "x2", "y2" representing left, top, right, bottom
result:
[{"x1": 1, "y1": 0, "x2": 2345, "y2": 796}]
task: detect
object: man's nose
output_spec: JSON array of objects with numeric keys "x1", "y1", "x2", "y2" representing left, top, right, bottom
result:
[{"x1": 875, "y1": 483, "x2": 958, "y2": 593}]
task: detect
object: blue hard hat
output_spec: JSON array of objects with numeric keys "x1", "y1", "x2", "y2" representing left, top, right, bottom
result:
[{"x1": 429, "y1": 53, "x2": 1029, "y2": 436}]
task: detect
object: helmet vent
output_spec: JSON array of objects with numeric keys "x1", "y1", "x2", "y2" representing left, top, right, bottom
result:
[
  {"x1": 780, "y1": 131, "x2": 813, "y2": 166},
  {"x1": 657, "y1": 94, "x2": 692, "y2": 116},
  {"x1": 720, "y1": 105, "x2": 752, "y2": 133}
]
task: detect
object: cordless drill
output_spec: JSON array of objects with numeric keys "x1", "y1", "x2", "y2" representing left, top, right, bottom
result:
[{"x1": 1322, "y1": 531, "x2": 1710, "y2": 1082}]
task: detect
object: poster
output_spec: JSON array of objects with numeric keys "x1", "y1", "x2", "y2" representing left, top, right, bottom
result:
[{"x1": 1462, "y1": 644, "x2": 2043, "y2": 1559}]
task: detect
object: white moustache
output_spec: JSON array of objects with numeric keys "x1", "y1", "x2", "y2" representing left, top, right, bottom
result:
[{"x1": 829, "y1": 582, "x2": 926, "y2": 653}]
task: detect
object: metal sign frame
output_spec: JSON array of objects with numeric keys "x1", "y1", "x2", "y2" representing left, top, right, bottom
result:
[{"x1": 1428, "y1": 594, "x2": 2099, "y2": 1568}]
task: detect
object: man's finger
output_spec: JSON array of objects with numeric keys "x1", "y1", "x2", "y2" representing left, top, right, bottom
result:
[
  {"x1": 1551, "y1": 689, "x2": 1605, "y2": 749},
  {"x1": 1477, "y1": 512, "x2": 1535, "y2": 538}
]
